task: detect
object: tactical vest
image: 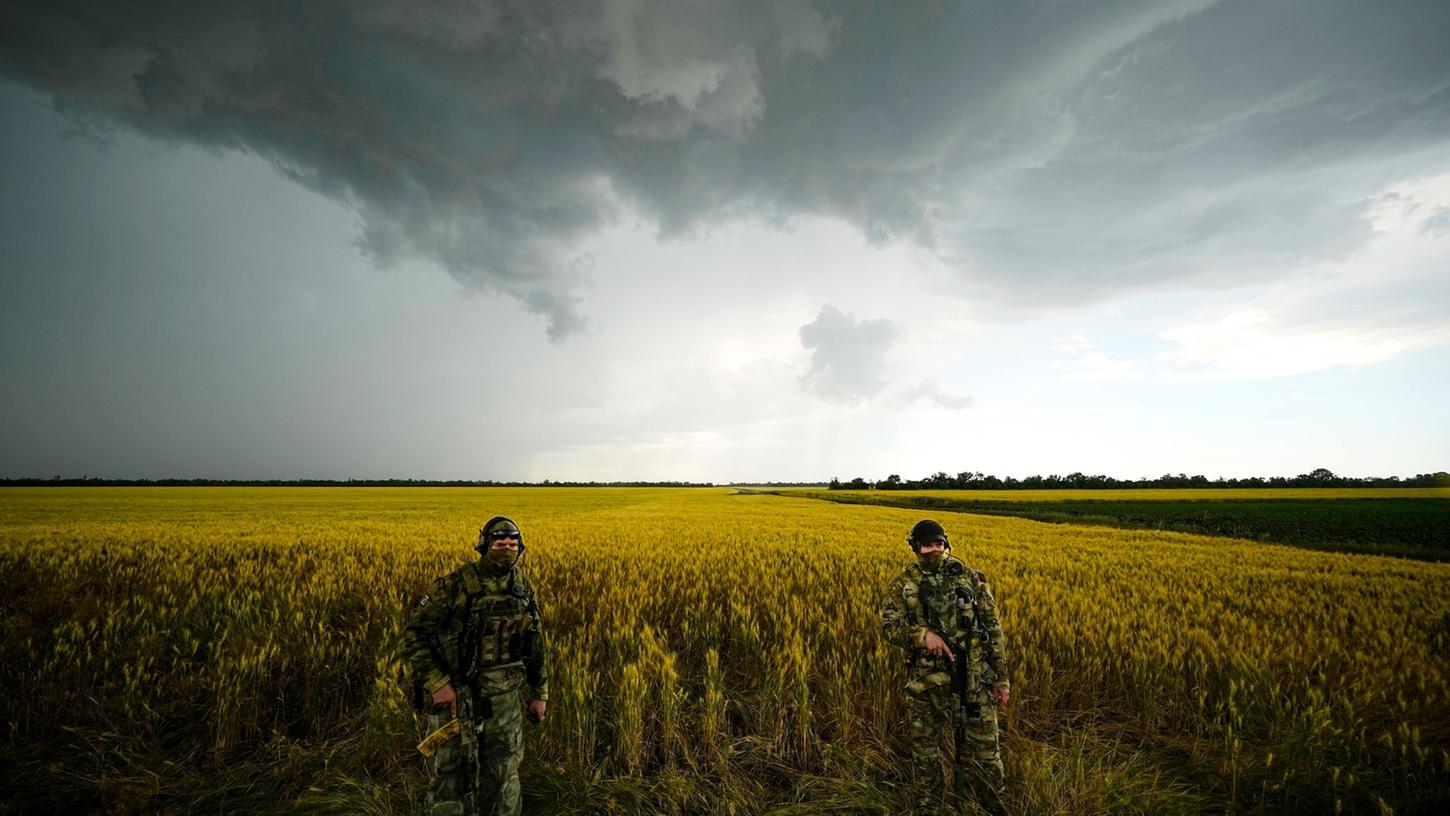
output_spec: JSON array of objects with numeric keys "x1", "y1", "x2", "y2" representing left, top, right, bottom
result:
[
  {"x1": 907, "y1": 563, "x2": 973, "y2": 639},
  {"x1": 904, "y1": 559, "x2": 994, "y2": 693},
  {"x1": 461, "y1": 574, "x2": 536, "y2": 672},
  {"x1": 436, "y1": 565, "x2": 538, "y2": 685}
]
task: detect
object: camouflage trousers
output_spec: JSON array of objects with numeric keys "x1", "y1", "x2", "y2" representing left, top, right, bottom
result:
[
  {"x1": 906, "y1": 683, "x2": 1005, "y2": 816},
  {"x1": 423, "y1": 687, "x2": 524, "y2": 816}
]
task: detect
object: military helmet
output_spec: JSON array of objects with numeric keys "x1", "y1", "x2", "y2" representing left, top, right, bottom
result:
[
  {"x1": 908, "y1": 518, "x2": 949, "y2": 553},
  {"x1": 476, "y1": 516, "x2": 525, "y2": 554}
]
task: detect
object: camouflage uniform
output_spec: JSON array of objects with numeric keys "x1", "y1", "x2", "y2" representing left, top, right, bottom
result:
[
  {"x1": 881, "y1": 551, "x2": 1009, "y2": 815},
  {"x1": 404, "y1": 539, "x2": 548, "y2": 816}
]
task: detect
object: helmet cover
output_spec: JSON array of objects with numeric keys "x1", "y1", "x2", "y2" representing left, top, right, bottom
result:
[{"x1": 908, "y1": 519, "x2": 949, "y2": 553}]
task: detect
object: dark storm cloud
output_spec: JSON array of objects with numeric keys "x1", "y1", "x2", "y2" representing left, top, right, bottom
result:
[
  {"x1": 3, "y1": 0, "x2": 1448, "y2": 334},
  {"x1": 799, "y1": 304, "x2": 898, "y2": 402}
]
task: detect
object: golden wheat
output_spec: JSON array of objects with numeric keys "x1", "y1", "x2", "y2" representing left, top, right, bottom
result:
[{"x1": 2, "y1": 486, "x2": 1446, "y2": 813}]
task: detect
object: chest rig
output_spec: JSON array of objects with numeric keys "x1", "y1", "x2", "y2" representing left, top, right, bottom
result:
[
  {"x1": 909, "y1": 560, "x2": 976, "y2": 641},
  {"x1": 452, "y1": 565, "x2": 537, "y2": 675}
]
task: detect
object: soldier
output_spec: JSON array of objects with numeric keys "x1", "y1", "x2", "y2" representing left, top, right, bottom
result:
[
  {"x1": 880, "y1": 519, "x2": 1010, "y2": 816},
  {"x1": 403, "y1": 517, "x2": 549, "y2": 816}
]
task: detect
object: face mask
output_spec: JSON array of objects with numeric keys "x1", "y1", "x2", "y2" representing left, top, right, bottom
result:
[
  {"x1": 917, "y1": 550, "x2": 945, "y2": 570},
  {"x1": 485, "y1": 546, "x2": 519, "y2": 570}
]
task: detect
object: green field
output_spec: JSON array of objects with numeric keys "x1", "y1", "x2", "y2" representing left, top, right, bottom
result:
[{"x1": 778, "y1": 488, "x2": 1450, "y2": 560}]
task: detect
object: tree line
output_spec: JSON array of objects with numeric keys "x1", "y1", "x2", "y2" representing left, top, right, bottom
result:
[
  {"x1": 828, "y1": 468, "x2": 1450, "y2": 490},
  {"x1": 4, "y1": 469, "x2": 1446, "y2": 490}
]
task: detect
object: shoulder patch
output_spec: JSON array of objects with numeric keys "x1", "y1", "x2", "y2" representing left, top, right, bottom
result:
[
  {"x1": 976, "y1": 571, "x2": 988, "y2": 583},
  {"x1": 417, "y1": 593, "x2": 431, "y2": 608}
]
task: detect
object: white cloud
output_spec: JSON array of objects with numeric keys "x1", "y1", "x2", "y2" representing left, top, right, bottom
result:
[
  {"x1": 1054, "y1": 333, "x2": 1145, "y2": 381},
  {"x1": 1157, "y1": 308, "x2": 1443, "y2": 381},
  {"x1": 1153, "y1": 168, "x2": 1450, "y2": 381},
  {"x1": 893, "y1": 378, "x2": 975, "y2": 410},
  {"x1": 1368, "y1": 171, "x2": 1450, "y2": 234}
]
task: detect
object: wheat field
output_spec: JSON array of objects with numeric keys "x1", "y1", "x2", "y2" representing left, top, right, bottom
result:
[{"x1": 2, "y1": 487, "x2": 1447, "y2": 814}]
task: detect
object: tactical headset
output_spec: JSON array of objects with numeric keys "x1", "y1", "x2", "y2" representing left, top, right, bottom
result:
[
  {"x1": 476, "y1": 515, "x2": 526, "y2": 556},
  {"x1": 907, "y1": 519, "x2": 950, "y2": 554}
]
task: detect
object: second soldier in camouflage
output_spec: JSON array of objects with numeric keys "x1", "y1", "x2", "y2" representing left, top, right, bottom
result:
[{"x1": 881, "y1": 519, "x2": 1010, "y2": 816}]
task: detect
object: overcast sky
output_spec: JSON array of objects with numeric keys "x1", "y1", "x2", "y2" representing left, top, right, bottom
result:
[{"x1": 2, "y1": 0, "x2": 1448, "y2": 482}]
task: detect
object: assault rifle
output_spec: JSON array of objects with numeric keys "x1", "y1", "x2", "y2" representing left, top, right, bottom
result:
[
  {"x1": 950, "y1": 575, "x2": 1006, "y2": 815},
  {"x1": 949, "y1": 638, "x2": 979, "y2": 809}
]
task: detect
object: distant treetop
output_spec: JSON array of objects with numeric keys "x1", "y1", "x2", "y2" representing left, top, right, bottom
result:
[{"x1": 825, "y1": 469, "x2": 1450, "y2": 491}]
